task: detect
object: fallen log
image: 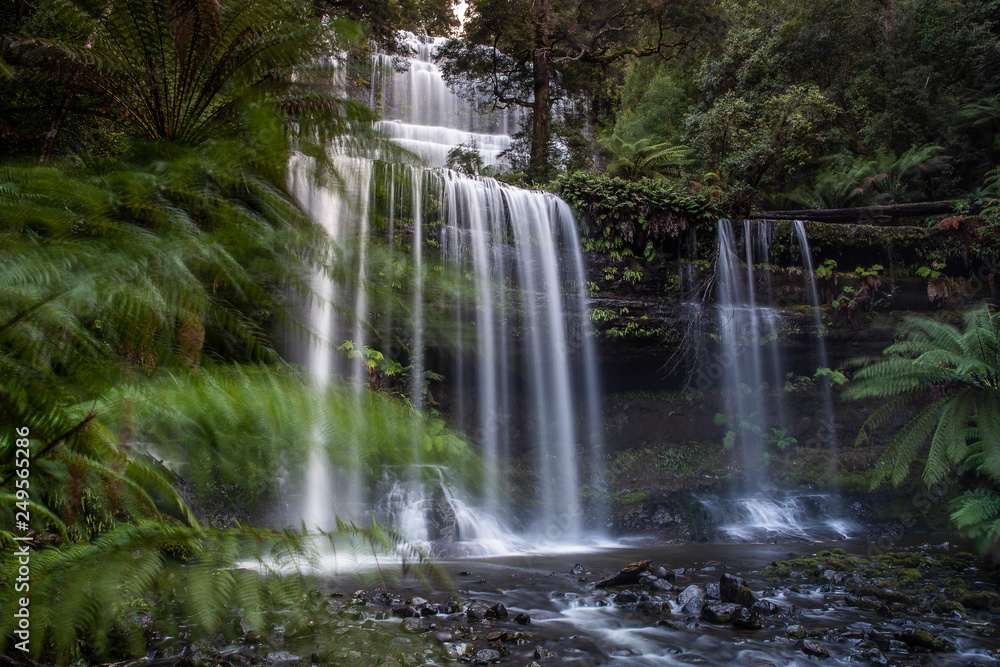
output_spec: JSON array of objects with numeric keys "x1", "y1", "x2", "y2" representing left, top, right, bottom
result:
[{"x1": 748, "y1": 201, "x2": 957, "y2": 224}]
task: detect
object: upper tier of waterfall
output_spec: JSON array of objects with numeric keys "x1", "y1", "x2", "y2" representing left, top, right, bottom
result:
[{"x1": 370, "y1": 32, "x2": 521, "y2": 168}]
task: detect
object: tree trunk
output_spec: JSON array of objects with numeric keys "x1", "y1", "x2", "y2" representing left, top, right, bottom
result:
[
  {"x1": 748, "y1": 200, "x2": 957, "y2": 223},
  {"x1": 528, "y1": 0, "x2": 552, "y2": 183}
]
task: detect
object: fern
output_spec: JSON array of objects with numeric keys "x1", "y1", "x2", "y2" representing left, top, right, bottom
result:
[{"x1": 846, "y1": 305, "x2": 1000, "y2": 551}]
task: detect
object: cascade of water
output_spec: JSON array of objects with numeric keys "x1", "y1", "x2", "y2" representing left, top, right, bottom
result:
[
  {"x1": 791, "y1": 220, "x2": 838, "y2": 473},
  {"x1": 290, "y1": 34, "x2": 602, "y2": 551},
  {"x1": 710, "y1": 219, "x2": 845, "y2": 537},
  {"x1": 714, "y1": 220, "x2": 785, "y2": 486},
  {"x1": 371, "y1": 32, "x2": 520, "y2": 168},
  {"x1": 700, "y1": 493, "x2": 854, "y2": 542}
]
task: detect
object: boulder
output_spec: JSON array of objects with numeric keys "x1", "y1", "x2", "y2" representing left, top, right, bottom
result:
[
  {"x1": 798, "y1": 639, "x2": 830, "y2": 658},
  {"x1": 595, "y1": 560, "x2": 653, "y2": 588},
  {"x1": 677, "y1": 585, "x2": 705, "y2": 607},
  {"x1": 466, "y1": 603, "x2": 489, "y2": 622},
  {"x1": 474, "y1": 648, "x2": 501, "y2": 664},
  {"x1": 701, "y1": 602, "x2": 742, "y2": 624},
  {"x1": 732, "y1": 606, "x2": 764, "y2": 630},
  {"x1": 720, "y1": 573, "x2": 756, "y2": 607}
]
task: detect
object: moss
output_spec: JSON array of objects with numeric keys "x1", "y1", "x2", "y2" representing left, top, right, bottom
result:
[
  {"x1": 895, "y1": 568, "x2": 923, "y2": 585},
  {"x1": 959, "y1": 590, "x2": 1000, "y2": 611}
]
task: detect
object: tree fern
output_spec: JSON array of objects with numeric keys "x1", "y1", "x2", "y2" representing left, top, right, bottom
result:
[{"x1": 846, "y1": 305, "x2": 1000, "y2": 550}]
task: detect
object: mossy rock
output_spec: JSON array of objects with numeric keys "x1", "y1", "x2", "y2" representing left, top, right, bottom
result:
[{"x1": 959, "y1": 590, "x2": 1000, "y2": 611}]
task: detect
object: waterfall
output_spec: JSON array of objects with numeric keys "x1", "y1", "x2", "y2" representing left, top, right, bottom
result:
[
  {"x1": 290, "y1": 32, "x2": 602, "y2": 551},
  {"x1": 710, "y1": 219, "x2": 847, "y2": 539},
  {"x1": 714, "y1": 219, "x2": 786, "y2": 486}
]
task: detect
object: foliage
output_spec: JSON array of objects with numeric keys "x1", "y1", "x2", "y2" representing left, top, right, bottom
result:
[
  {"x1": 438, "y1": 0, "x2": 714, "y2": 181},
  {"x1": 555, "y1": 171, "x2": 720, "y2": 259},
  {"x1": 602, "y1": 134, "x2": 693, "y2": 181},
  {"x1": 2, "y1": 0, "x2": 376, "y2": 162},
  {"x1": 446, "y1": 139, "x2": 486, "y2": 176},
  {"x1": 814, "y1": 367, "x2": 847, "y2": 386},
  {"x1": 844, "y1": 305, "x2": 1000, "y2": 552},
  {"x1": 610, "y1": 0, "x2": 1000, "y2": 199}
]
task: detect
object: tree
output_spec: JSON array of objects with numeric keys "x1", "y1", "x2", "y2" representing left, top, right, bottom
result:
[
  {"x1": 844, "y1": 305, "x2": 1000, "y2": 552},
  {"x1": 437, "y1": 0, "x2": 712, "y2": 182}
]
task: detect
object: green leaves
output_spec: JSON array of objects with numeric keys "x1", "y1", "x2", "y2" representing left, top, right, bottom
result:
[
  {"x1": 846, "y1": 305, "x2": 1000, "y2": 550},
  {"x1": 555, "y1": 171, "x2": 719, "y2": 258}
]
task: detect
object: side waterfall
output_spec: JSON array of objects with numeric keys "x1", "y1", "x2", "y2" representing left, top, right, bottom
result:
[
  {"x1": 289, "y1": 33, "x2": 602, "y2": 552},
  {"x1": 711, "y1": 219, "x2": 847, "y2": 540}
]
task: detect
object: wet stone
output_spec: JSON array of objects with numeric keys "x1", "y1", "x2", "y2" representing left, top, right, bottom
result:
[
  {"x1": 473, "y1": 648, "x2": 501, "y2": 664},
  {"x1": 677, "y1": 585, "x2": 705, "y2": 607},
  {"x1": 706, "y1": 583, "x2": 721, "y2": 600},
  {"x1": 392, "y1": 605, "x2": 417, "y2": 618},
  {"x1": 856, "y1": 648, "x2": 889, "y2": 665},
  {"x1": 614, "y1": 590, "x2": 638, "y2": 604},
  {"x1": 466, "y1": 603, "x2": 489, "y2": 622},
  {"x1": 570, "y1": 562, "x2": 585, "y2": 575},
  {"x1": 514, "y1": 612, "x2": 531, "y2": 625},
  {"x1": 533, "y1": 646, "x2": 555, "y2": 659},
  {"x1": 732, "y1": 606, "x2": 764, "y2": 630},
  {"x1": 681, "y1": 598, "x2": 705, "y2": 616},
  {"x1": 487, "y1": 630, "x2": 507, "y2": 642},
  {"x1": 487, "y1": 602, "x2": 508, "y2": 618},
  {"x1": 701, "y1": 602, "x2": 741, "y2": 624},
  {"x1": 799, "y1": 639, "x2": 830, "y2": 658}
]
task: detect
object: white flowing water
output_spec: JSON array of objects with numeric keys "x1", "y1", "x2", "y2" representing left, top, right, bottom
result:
[
  {"x1": 714, "y1": 219, "x2": 785, "y2": 485},
  {"x1": 289, "y1": 33, "x2": 602, "y2": 553},
  {"x1": 712, "y1": 220, "x2": 846, "y2": 538}
]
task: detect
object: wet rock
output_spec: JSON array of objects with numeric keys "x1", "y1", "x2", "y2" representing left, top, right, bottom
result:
[
  {"x1": 752, "y1": 600, "x2": 780, "y2": 616},
  {"x1": 614, "y1": 590, "x2": 638, "y2": 605},
  {"x1": 855, "y1": 648, "x2": 888, "y2": 665},
  {"x1": 648, "y1": 577, "x2": 673, "y2": 592},
  {"x1": 636, "y1": 600, "x2": 664, "y2": 615},
  {"x1": 400, "y1": 618, "x2": 422, "y2": 632},
  {"x1": 420, "y1": 604, "x2": 439, "y2": 617},
  {"x1": 705, "y1": 583, "x2": 720, "y2": 600},
  {"x1": 264, "y1": 652, "x2": 301, "y2": 664},
  {"x1": 798, "y1": 639, "x2": 830, "y2": 658},
  {"x1": 440, "y1": 599, "x2": 462, "y2": 614},
  {"x1": 701, "y1": 602, "x2": 741, "y2": 624},
  {"x1": 487, "y1": 602, "x2": 508, "y2": 618},
  {"x1": 677, "y1": 584, "x2": 705, "y2": 607},
  {"x1": 466, "y1": 603, "x2": 489, "y2": 622},
  {"x1": 570, "y1": 562, "x2": 585, "y2": 575},
  {"x1": 533, "y1": 646, "x2": 555, "y2": 659},
  {"x1": 474, "y1": 648, "x2": 501, "y2": 664},
  {"x1": 655, "y1": 566, "x2": 669, "y2": 578},
  {"x1": 681, "y1": 598, "x2": 704, "y2": 616},
  {"x1": 732, "y1": 606, "x2": 764, "y2": 630},
  {"x1": 409, "y1": 596, "x2": 427, "y2": 606},
  {"x1": 894, "y1": 628, "x2": 955, "y2": 652},
  {"x1": 960, "y1": 590, "x2": 1000, "y2": 611},
  {"x1": 672, "y1": 567, "x2": 685, "y2": 577},
  {"x1": 720, "y1": 573, "x2": 756, "y2": 607},
  {"x1": 487, "y1": 630, "x2": 508, "y2": 642},
  {"x1": 514, "y1": 612, "x2": 531, "y2": 625},
  {"x1": 785, "y1": 624, "x2": 807, "y2": 639},
  {"x1": 595, "y1": 560, "x2": 652, "y2": 588},
  {"x1": 392, "y1": 605, "x2": 418, "y2": 618}
]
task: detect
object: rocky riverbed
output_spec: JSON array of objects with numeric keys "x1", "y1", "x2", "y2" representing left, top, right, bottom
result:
[{"x1": 133, "y1": 540, "x2": 1000, "y2": 667}]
